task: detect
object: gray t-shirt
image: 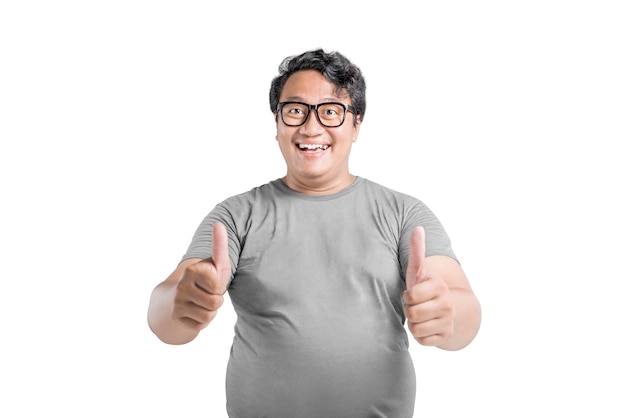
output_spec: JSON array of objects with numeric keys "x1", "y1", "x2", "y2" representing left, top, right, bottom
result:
[{"x1": 183, "y1": 177, "x2": 456, "y2": 418}]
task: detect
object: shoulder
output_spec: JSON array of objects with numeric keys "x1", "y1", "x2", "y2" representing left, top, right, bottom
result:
[
  {"x1": 357, "y1": 177, "x2": 423, "y2": 208},
  {"x1": 218, "y1": 179, "x2": 282, "y2": 208}
]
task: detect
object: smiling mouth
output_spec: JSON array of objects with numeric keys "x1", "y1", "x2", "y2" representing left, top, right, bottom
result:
[{"x1": 297, "y1": 143, "x2": 330, "y2": 152}]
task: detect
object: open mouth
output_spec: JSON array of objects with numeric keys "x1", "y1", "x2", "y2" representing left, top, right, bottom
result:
[{"x1": 297, "y1": 143, "x2": 330, "y2": 152}]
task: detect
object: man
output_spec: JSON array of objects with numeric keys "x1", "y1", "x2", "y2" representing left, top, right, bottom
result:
[{"x1": 148, "y1": 48, "x2": 481, "y2": 417}]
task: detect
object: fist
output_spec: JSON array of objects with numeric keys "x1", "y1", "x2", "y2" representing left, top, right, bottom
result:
[
  {"x1": 403, "y1": 226, "x2": 455, "y2": 346},
  {"x1": 172, "y1": 222, "x2": 232, "y2": 331}
]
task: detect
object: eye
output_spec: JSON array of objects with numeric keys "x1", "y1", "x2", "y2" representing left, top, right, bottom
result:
[
  {"x1": 283, "y1": 103, "x2": 308, "y2": 116},
  {"x1": 319, "y1": 103, "x2": 344, "y2": 119}
]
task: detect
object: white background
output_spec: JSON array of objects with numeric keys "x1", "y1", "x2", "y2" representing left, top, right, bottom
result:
[{"x1": 1, "y1": 1, "x2": 624, "y2": 416}]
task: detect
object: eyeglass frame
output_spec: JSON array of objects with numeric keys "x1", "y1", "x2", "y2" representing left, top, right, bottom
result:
[{"x1": 276, "y1": 101, "x2": 357, "y2": 128}]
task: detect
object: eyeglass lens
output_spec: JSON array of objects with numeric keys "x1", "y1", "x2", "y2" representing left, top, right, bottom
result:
[{"x1": 281, "y1": 103, "x2": 347, "y2": 127}]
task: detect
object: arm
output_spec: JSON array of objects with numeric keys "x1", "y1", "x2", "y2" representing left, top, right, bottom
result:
[
  {"x1": 147, "y1": 223, "x2": 231, "y2": 345},
  {"x1": 403, "y1": 227, "x2": 481, "y2": 351}
]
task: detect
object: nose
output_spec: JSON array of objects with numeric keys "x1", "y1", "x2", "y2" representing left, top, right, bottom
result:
[{"x1": 299, "y1": 109, "x2": 325, "y2": 135}]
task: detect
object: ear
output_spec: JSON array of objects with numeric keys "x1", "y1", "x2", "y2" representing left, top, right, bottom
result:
[{"x1": 352, "y1": 115, "x2": 362, "y2": 142}]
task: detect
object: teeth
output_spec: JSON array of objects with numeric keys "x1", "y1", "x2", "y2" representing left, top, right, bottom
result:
[{"x1": 298, "y1": 144, "x2": 329, "y2": 150}]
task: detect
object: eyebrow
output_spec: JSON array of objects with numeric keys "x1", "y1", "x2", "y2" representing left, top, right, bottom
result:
[{"x1": 282, "y1": 96, "x2": 342, "y2": 103}]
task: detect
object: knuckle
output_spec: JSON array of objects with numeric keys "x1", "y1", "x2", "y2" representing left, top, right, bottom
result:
[
  {"x1": 175, "y1": 279, "x2": 190, "y2": 295},
  {"x1": 403, "y1": 306, "x2": 417, "y2": 322},
  {"x1": 206, "y1": 294, "x2": 224, "y2": 311},
  {"x1": 171, "y1": 303, "x2": 187, "y2": 321},
  {"x1": 197, "y1": 309, "x2": 217, "y2": 325}
]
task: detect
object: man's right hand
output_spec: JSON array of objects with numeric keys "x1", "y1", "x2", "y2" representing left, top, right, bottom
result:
[{"x1": 172, "y1": 222, "x2": 232, "y2": 332}]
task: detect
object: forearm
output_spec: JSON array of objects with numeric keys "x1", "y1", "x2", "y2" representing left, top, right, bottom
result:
[
  {"x1": 147, "y1": 282, "x2": 201, "y2": 345},
  {"x1": 437, "y1": 287, "x2": 481, "y2": 351}
]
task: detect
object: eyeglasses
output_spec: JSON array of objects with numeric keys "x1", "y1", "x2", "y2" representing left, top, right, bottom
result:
[{"x1": 277, "y1": 101, "x2": 356, "y2": 128}]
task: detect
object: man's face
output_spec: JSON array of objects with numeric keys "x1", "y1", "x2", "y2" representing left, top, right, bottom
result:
[{"x1": 275, "y1": 70, "x2": 360, "y2": 194}]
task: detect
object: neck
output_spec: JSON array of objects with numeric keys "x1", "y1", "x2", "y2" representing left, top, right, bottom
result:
[{"x1": 281, "y1": 174, "x2": 356, "y2": 195}]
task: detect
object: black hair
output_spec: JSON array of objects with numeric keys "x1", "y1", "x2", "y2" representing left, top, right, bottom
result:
[{"x1": 269, "y1": 49, "x2": 366, "y2": 125}]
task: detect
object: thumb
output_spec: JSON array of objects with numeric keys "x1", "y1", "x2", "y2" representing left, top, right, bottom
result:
[
  {"x1": 406, "y1": 226, "x2": 426, "y2": 289},
  {"x1": 211, "y1": 222, "x2": 231, "y2": 281}
]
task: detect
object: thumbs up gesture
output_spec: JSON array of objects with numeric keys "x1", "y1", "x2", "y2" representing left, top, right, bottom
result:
[
  {"x1": 403, "y1": 226, "x2": 455, "y2": 347},
  {"x1": 172, "y1": 222, "x2": 232, "y2": 332}
]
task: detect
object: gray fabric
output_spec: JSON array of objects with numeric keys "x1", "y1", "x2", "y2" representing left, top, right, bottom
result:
[{"x1": 183, "y1": 177, "x2": 457, "y2": 418}]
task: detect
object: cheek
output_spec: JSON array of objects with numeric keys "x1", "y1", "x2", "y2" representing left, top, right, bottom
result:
[
  {"x1": 276, "y1": 124, "x2": 298, "y2": 148},
  {"x1": 275, "y1": 133, "x2": 293, "y2": 155},
  {"x1": 276, "y1": 125, "x2": 289, "y2": 141}
]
